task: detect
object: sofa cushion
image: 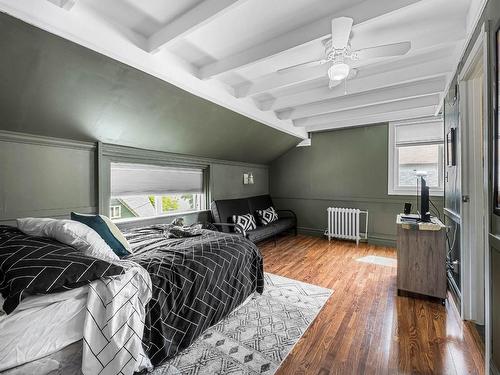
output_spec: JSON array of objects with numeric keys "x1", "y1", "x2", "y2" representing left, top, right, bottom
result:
[
  {"x1": 246, "y1": 225, "x2": 277, "y2": 243},
  {"x1": 210, "y1": 198, "x2": 250, "y2": 233},
  {"x1": 271, "y1": 217, "x2": 296, "y2": 231},
  {"x1": 246, "y1": 217, "x2": 295, "y2": 243}
]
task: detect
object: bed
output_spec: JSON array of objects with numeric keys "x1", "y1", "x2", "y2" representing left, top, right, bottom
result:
[{"x1": 0, "y1": 223, "x2": 264, "y2": 374}]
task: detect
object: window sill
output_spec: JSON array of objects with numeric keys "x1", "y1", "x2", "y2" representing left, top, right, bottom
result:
[
  {"x1": 112, "y1": 209, "x2": 210, "y2": 224},
  {"x1": 388, "y1": 189, "x2": 444, "y2": 197}
]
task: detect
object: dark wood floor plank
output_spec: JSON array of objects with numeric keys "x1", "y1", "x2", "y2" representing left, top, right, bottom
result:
[{"x1": 259, "y1": 235, "x2": 484, "y2": 375}]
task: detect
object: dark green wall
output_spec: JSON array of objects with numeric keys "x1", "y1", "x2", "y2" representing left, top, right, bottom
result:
[
  {"x1": 0, "y1": 133, "x2": 271, "y2": 226},
  {"x1": 270, "y1": 123, "x2": 443, "y2": 247},
  {"x1": 0, "y1": 13, "x2": 300, "y2": 164}
]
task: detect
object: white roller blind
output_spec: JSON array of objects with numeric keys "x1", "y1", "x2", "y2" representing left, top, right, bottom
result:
[
  {"x1": 111, "y1": 163, "x2": 204, "y2": 197},
  {"x1": 395, "y1": 121, "x2": 444, "y2": 145}
]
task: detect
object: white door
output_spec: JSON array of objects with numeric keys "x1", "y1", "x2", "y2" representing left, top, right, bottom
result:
[{"x1": 458, "y1": 26, "x2": 488, "y2": 326}]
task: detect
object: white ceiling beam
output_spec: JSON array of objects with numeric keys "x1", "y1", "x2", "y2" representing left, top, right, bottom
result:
[
  {"x1": 147, "y1": 0, "x2": 247, "y2": 53},
  {"x1": 198, "y1": 0, "x2": 422, "y2": 79},
  {"x1": 236, "y1": 64, "x2": 328, "y2": 98},
  {"x1": 305, "y1": 106, "x2": 438, "y2": 132},
  {"x1": 294, "y1": 94, "x2": 440, "y2": 128},
  {"x1": 279, "y1": 76, "x2": 446, "y2": 120},
  {"x1": 260, "y1": 56, "x2": 453, "y2": 111},
  {"x1": 46, "y1": 0, "x2": 76, "y2": 10},
  {"x1": 237, "y1": 43, "x2": 457, "y2": 98}
]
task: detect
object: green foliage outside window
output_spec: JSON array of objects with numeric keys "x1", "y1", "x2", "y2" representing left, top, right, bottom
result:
[
  {"x1": 148, "y1": 195, "x2": 180, "y2": 212},
  {"x1": 162, "y1": 196, "x2": 179, "y2": 211}
]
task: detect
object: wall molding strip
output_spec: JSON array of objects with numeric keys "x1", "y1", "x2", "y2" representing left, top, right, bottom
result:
[
  {"x1": 0, "y1": 130, "x2": 96, "y2": 150},
  {"x1": 272, "y1": 195, "x2": 429, "y2": 205},
  {"x1": 0, "y1": 206, "x2": 97, "y2": 221},
  {"x1": 101, "y1": 143, "x2": 269, "y2": 169}
]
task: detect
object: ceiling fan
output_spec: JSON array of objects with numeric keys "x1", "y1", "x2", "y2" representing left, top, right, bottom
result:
[{"x1": 280, "y1": 17, "x2": 412, "y2": 89}]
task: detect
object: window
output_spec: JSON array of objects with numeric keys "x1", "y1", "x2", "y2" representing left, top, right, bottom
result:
[
  {"x1": 109, "y1": 163, "x2": 206, "y2": 220},
  {"x1": 388, "y1": 118, "x2": 444, "y2": 196},
  {"x1": 109, "y1": 205, "x2": 122, "y2": 219}
]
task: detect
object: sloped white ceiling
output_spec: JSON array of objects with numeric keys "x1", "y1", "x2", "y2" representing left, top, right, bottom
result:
[{"x1": 0, "y1": 0, "x2": 484, "y2": 138}]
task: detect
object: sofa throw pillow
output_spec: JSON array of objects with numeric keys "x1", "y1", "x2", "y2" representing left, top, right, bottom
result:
[
  {"x1": 256, "y1": 206, "x2": 278, "y2": 225},
  {"x1": 232, "y1": 214, "x2": 257, "y2": 235},
  {"x1": 70, "y1": 212, "x2": 130, "y2": 257}
]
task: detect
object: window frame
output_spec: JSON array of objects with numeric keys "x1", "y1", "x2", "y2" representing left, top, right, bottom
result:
[
  {"x1": 108, "y1": 162, "x2": 209, "y2": 223},
  {"x1": 388, "y1": 118, "x2": 444, "y2": 196},
  {"x1": 109, "y1": 205, "x2": 122, "y2": 219}
]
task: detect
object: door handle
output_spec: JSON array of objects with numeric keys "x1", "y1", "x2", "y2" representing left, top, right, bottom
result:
[{"x1": 462, "y1": 195, "x2": 470, "y2": 203}]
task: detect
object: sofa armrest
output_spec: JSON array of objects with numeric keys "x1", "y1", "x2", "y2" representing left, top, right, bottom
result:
[{"x1": 276, "y1": 209, "x2": 297, "y2": 222}]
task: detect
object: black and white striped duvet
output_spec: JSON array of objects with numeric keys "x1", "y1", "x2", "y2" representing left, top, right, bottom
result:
[
  {"x1": 123, "y1": 225, "x2": 264, "y2": 366},
  {"x1": 0, "y1": 225, "x2": 124, "y2": 313}
]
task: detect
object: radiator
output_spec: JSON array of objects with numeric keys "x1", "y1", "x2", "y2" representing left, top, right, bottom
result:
[{"x1": 325, "y1": 207, "x2": 368, "y2": 245}]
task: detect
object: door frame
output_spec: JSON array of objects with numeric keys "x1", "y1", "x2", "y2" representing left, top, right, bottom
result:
[{"x1": 458, "y1": 22, "x2": 490, "y2": 372}]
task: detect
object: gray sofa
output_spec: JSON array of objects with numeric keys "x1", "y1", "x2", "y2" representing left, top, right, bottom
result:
[{"x1": 210, "y1": 194, "x2": 297, "y2": 243}]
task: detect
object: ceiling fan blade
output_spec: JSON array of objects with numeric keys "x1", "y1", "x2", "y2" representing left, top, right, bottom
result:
[
  {"x1": 331, "y1": 17, "x2": 353, "y2": 49},
  {"x1": 355, "y1": 41, "x2": 411, "y2": 60},
  {"x1": 277, "y1": 59, "x2": 327, "y2": 73}
]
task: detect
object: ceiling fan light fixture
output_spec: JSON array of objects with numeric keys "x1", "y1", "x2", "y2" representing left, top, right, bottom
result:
[{"x1": 328, "y1": 63, "x2": 350, "y2": 81}]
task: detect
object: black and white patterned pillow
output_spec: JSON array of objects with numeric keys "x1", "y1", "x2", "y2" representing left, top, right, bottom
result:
[
  {"x1": 256, "y1": 206, "x2": 278, "y2": 225},
  {"x1": 232, "y1": 214, "x2": 257, "y2": 235}
]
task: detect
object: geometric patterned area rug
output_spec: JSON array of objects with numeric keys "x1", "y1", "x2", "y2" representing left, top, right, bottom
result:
[{"x1": 152, "y1": 273, "x2": 333, "y2": 375}]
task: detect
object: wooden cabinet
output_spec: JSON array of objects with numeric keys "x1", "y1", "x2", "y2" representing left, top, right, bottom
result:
[{"x1": 396, "y1": 215, "x2": 447, "y2": 301}]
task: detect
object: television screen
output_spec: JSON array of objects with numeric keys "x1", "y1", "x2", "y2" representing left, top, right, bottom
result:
[{"x1": 420, "y1": 177, "x2": 431, "y2": 222}]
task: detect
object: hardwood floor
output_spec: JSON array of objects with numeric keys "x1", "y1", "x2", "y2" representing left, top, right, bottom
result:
[{"x1": 259, "y1": 235, "x2": 484, "y2": 375}]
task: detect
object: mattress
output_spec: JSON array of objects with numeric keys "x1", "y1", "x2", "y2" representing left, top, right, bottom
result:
[{"x1": 0, "y1": 286, "x2": 89, "y2": 372}]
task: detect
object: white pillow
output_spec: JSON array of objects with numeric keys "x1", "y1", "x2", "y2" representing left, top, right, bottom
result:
[
  {"x1": 46, "y1": 220, "x2": 119, "y2": 261},
  {"x1": 16, "y1": 217, "x2": 57, "y2": 237},
  {"x1": 17, "y1": 218, "x2": 119, "y2": 261}
]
